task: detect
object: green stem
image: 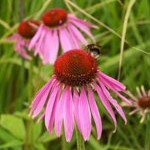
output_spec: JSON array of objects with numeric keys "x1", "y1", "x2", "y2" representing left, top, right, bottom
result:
[
  {"x1": 28, "y1": 59, "x2": 34, "y2": 149},
  {"x1": 24, "y1": 59, "x2": 34, "y2": 150},
  {"x1": 20, "y1": 58, "x2": 25, "y2": 110},
  {"x1": 145, "y1": 112, "x2": 150, "y2": 150},
  {"x1": 62, "y1": 128, "x2": 69, "y2": 150},
  {"x1": 19, "y1": 0, "x2": 24, "y2": 111},
  {"x1": 75, "y1": 126, "x2": 85, "y2": 150}
]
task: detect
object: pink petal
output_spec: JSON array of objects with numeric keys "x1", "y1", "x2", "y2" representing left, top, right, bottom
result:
[
  {"x1": 45, "y1": 82, "x2": 60, "y2": 134},
  {"x1": 49, "y1": 29, "x2": 59, "y2": 64},
  {"x1": 68, "y1": 14, "x2": 98, "y2": 28},
  {"x1": 32, "y1": 86, "x2": 51, "y2": 118},
  {"x1": 48, "y1": 85, "x2": 62, "y2": 133},
  {"x1": 19, "y1": 47, "x2": 31, "y2": 60},
  {"x1": 54, "y1": 86, "x2": 67, "y2": 136},
  {"x1": 98, "y1": 80, "x2": 127, "y2": 124},
  {"x1": 98, "y1": 72, "x2": 126, "y2": 91},
  {"x1": 78, "y1": 87, "x2": 91, "y2": 141},
  {"x1": 69, "y1": 19, "x2": 95, "y2": 43},
  {"x1": 9, "y1": 33, "x2": 19, "y2": 40},
  {"x1": 67, "y1": 23, "x2": 81, "y2": 49},
  {"x1": 68, "y1": 24, "x2": 88, "y2": 45},
  {"x1": 42, "y1": 29, "x2": 53, "y2": 64},
  {"x1": 73, "y1": 88, "x2": 82, "y2": 132},
  {"x1": 30, "y1": 76, "x2": 55, "y2": 114},
  {"x1": 93, "y1": 82, "x2": 117, "y2": 132},
  {"x1": 98, "y1": 75, "x2": 131, "y2": 104},
  {"x1": 42, "y1": 29, "x2": 59, "y2": 64},
  {"x1": 34, "y1": 26, "x2": 47, "y2": 56},
  {"x1": 37, "y1": 112, "x2": 45, "y2": 123},
  {"x1": 87, "y1": 85, "x2": 102, "y2": 139},
  {"x1": 59, "y1": 26, "x2": 73, "y2": 52},
  {"x1": 29, "y1": 25, "x2": 44, "y2": 50},
  {"x1": 63, "y1": 86, "x2": 74, "y2": 142},
  {"x1": 10, "y1": 34, "x2": 31, "y2": 60}
]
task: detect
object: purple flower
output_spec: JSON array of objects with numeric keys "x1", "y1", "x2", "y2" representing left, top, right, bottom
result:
[
  {"x1": 29, "y1": 8, "x2": 97, "y2": 64},
  {"x1": 30, "y1": 49, "x2": 130, "y2": 142},
  {"x1": 9, "y1": 20, "x2": 40, "y2": 59}
]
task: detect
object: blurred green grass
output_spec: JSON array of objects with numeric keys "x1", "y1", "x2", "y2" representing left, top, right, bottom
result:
[{"x1": 0, "y1": 0, "x2": 150, "y2": 150}]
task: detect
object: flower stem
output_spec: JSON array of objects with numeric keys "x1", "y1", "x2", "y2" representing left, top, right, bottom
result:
[
  {"x1": 20, "y1": 58, "x2": 25, "y2": 110},
  {"x1": 24, "y1": 59, "x2": 34, "y2": 150},
  {"x1": 75, "y1": 126, "x2": 85, "y2": 150},
  {"x1": 62, "y1": 128, "x2": 69, "y2": 150},
  {"x1": 19, "y1": 0, "x2": 24, "y2": 111},
  {"x1": 145, "y1": 112, "x2": 150, "y2": 150}
]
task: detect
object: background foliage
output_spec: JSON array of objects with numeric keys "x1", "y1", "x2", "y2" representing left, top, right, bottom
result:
[{"x1": 0, "y1": 0, "x2": 150, "y2": 149}]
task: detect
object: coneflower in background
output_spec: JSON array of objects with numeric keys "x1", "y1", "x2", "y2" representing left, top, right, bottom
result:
[
  {"x1": 9, "y1": 20, "x2": 40, "y2": 59},
  {"x1": 29, "y1": 8, "x2": 97, "y2": 64},
  {"x1": 125, "y1": 86, "x2": 150, "y2": 123}
]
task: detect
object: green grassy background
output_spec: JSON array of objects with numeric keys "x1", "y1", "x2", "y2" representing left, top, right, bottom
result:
[{"x1": 0, "y1": 0, "x2": 150, "y2": 149}]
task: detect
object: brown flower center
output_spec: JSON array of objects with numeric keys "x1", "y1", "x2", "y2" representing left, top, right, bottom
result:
[
  {"x1": 54, "y1": 50, "x2": 97, "y2": 87},
  {"x1": 42, "y1": 8, "x2": 67, "y2": 27},
  {"x1": 18, "y1": 20, "x2": 40, "y2": 39},
  {"x1": 138, "y1": 96, "x2": 150, "y2": 108}
]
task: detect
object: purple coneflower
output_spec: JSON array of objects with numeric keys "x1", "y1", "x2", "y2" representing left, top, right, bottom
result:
[
  {"x1": 125, "y1": 86, "x2": 150, "y2": 123},
  {"x1": 29, "y1": 48, "x2": 130, "y2": 142},
  {"x1": 29, "y1": 8, "x2": 97, "y2": 64},
  {"x1": 9, "y1": 20, "x2": 40, "y2": 59}
]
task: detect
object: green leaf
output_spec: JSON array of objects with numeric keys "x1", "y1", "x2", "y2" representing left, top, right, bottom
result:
[
  {"x1": 0, "y1": 114, "x2": 25, "y2": 140},
  {"x1": 0, "y1": 140, "x2": 23, "y2": 149},
  {"x1": 34, "y1": 121, "x2": 42, "y2": 141},
  {"x1": 39, "y1": 131, "x2": 58, "y2": 143},
  {"x1": 35, "y1": 143, "x2": 46, "y2": 150},
  {"x1": 0, "y1": 127, "x2": 15, "y2": 142}
]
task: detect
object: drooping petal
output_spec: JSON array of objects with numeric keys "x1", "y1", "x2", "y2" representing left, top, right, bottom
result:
[
  {"x1": 45, "y1": 82, "x2": 60, "y2": 134},
  {"x1": 93, "y1": 82, "x2": 117, "y2": 132},
  {"x1": 98, "y1": 79, "x2": 127, "y2": 124},
  {"x1": 73, "y1": 88, "x2": 82, "y2": 132},
  {"x1": 32, "y1": 87, "x2": 51, "y2": 118},
  {"x1": 42, "y1": 29, "x2": 52, "y2": 64},
  {"x1": 29, "y1": 76, "x2": 55, "y2": 116},
  {"x1": 98, "y1": 72, "x2": 126, "y2": 91},
  {"x1": 67, "y1": 24, "x2": 81, "y2": 49},
  {"x1": 69, "y1": 19, "x2": 95, "y2": 42},
  {"x1": 68, "y1": 14, "x2": 98, "y2": 28},
  {"x1": 63, "y1": 86, "x2": 74, "y2": 142},
  {"x1": 37, "y1": 112, "x2": 45, "y2": 123},
  {"x1": 87, "y1": 85, "x2": 102, "y2": 139},
  {"x1": 98, "y1": 74, "x2": 131, "y2": 104},
  {"x1": 54, "y1": 86, "x2": 67, "y2": 136},
  {"x1": 78, "y1": 87, "x2": 91, "y2": 141},
  {"x1": 34, "y1": 26, "x2": 47, "y2": 56},
  {"x1": 47, "y1": 85, "x2": 62, "y2": 133},
  {"x1": 19, "y1": 46, "x2": 31, "y2": 60},
  {"x1": 42, "y1": 29, "x2": 59, "y2": 64},
  {"x1": 68, "y1": 24, "x2": 88, "y2": 45},
  {"x1": 9, "y1": 33, "x2": 31, "y2": 60},
  {"x1": 59, "y1": 26, "x2": 73, "y2": 52},
  {"x1": 9, "y1": 33, "x2": 19, "y2": 40},
  {"x1": 49, "y1": 29, "x2": 59, "y2": 63},
  {"x1": 29, "y1": 25, "x2": 44, "y2": 50}
]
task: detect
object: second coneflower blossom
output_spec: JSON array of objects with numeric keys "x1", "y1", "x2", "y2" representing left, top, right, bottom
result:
[
  {"x1": 29, "y1": 8, "x2": 97, "y2": 64},
  {"x1": 125, "y1": 86, "x2": 150, "y2": 123},
  {"x1": 9, "y1": 20, "x2": 40, "y2": 59},
  {"x1": 29, "y1": 46, "x2": 130, "y2": 142}
]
